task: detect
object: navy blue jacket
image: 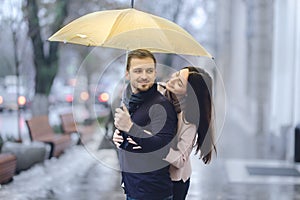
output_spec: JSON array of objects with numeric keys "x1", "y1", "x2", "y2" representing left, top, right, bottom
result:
[{"x1": 118, "y1": 84, "x2": 178, "y2": 200}]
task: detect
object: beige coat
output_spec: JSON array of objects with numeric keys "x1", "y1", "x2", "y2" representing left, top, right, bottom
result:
[
  {"x1": 164, "y1": 112, "x2": 196, "y2": 182},
  {"x1": 157, "y1": 83, "x2": 197, "y2": 182}
]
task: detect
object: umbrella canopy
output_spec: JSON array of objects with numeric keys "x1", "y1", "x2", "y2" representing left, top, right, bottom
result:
[{"x1": 48, "y1": 8, "x2": 212, "y2": 58}]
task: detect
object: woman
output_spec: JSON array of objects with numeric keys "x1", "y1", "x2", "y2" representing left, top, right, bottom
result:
[
  {"x1": 161, "y1": 66, "x2": 216, "y2": 200},
  {"x1": 113, "y1": 66, "x2": 217, "y2": 200}
]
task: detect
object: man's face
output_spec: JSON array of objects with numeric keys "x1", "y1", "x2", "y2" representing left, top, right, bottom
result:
[{"x1": 126, "y1": 57, "x2": 156, "y2": 93}]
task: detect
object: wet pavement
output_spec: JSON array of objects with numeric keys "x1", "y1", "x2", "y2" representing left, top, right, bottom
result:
[
  {"x1": 1, "y1": 113, "x2": 300, "y2": 200},
  {"x1": 0, "y1": 138, "x2": 125, "y2": 200}
]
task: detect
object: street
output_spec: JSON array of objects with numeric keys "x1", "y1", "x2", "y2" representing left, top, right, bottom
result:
[{"x1": 0, "y1": 104, "x2": 110, "y2": 143}]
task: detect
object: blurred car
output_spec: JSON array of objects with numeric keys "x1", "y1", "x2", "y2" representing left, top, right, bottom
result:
[
  {"x1": 95, "y1": 91, "x2": 110, "y2": 107},
  {"x1": 49, "y1": 85, "x2": 73, "y2": 105},
  {"x1": 0, "y1": 85, "x2": 30, "y2": 111},
  {"x1": 49, "y1": 85, "x2": 90, "y2": 106},
  {"x1": 49, "y1": 76, "x2": 91, "y2": 106}
]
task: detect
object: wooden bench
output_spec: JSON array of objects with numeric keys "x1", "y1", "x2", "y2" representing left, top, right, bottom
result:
[
  {"x1": 26, "y1": 115, "x2": 71, "y2": 158},
  {"x1": 60, "y1": 113, "x2": 95, "y2": 145},
  {"x1": 0, "y1": 153, "x2": 17, "y2": 184}
]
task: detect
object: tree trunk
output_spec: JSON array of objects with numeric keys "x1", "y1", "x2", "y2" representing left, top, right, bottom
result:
[
  {"x1": 31, "y1": 94, "x2": 49, "y2": 116},
  {"x1": 25, "y1": 0, "x2": 69, "y2": 116}
]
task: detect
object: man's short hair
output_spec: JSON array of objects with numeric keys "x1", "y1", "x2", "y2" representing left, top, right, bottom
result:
[{"x1": 126, "y1": 49, "x2": 156, "y2": 71}]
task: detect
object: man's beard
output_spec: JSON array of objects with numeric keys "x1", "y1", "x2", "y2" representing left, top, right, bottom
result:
[{"x1": 136, "y1": 82, "x2": 153, "y2": 92}]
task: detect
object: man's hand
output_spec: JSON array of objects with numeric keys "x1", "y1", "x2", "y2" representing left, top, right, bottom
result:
[
  {"x1": 114, "y1": 104, "x2": 133, "y2": 132},
  {"x1": 112, "y1": 129, "x2": 123, "y2": 148}
]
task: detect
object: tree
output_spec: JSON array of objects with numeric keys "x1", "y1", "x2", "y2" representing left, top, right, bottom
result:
[
  {"x1": 0, "y1": 0, "x2": 34, "y2": 141},
  {"x1": 24, "y1": 0, "x2": 70, "y2": 115}
]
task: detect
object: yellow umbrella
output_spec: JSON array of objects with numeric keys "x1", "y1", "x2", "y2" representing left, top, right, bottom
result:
[{"x1": 48, "y1": 8, "x2": 212, "y2": 58}]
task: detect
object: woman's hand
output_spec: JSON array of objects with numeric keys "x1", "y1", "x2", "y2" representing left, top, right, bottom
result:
[
  {"x1": 113, "y1": 130, "x2": 142, "y2": 150},
  {"x1": 127, "y1": 137, "x2": 142, "y2": 150},
  {"x1": 112, "y1": 129, "x2": 123, "y2": 148}
]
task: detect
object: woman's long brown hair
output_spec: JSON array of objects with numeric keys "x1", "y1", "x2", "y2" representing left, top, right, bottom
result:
[{"x1": 183, "y1": 66, "x2": 217, "y2": 164}]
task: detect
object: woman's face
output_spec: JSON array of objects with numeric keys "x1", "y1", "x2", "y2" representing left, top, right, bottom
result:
[{"x1": 166, "y1": 68, "x2": 189, "y2": 96}]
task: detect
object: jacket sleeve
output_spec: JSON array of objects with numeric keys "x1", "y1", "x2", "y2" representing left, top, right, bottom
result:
[
  {"x1": 164, "y1": 123, "x2": 196, "y2": 169},
  {"x1": 128, "y1": 101, "x2": 177, "y2": 153}
]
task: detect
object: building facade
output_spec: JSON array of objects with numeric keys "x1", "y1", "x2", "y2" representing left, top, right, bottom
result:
[{"x1": 214, "y1": 0, "x2": 300, "y2": 160}]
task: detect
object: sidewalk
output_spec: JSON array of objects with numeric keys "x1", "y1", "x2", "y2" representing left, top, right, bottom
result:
[
  {"x1": 186, "y1": 112, "x2": 300, "y2": 200},
  {"x1": 0, "y1": 128, "x2": 125, "y2": 200}
]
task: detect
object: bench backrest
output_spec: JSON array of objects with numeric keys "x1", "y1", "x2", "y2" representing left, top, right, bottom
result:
[
  {"x1": 26, "y1": 115, "x2": 55, "y2": 141},
  {"x1": 60, "y1": 113, "x2": 77, "y2": 134}
]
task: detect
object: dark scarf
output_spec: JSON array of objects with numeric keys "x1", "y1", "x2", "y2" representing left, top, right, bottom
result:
[
  {"x1": 119, "y1": 83, "x2": 157, "y2": 149},
  {"x1": 128, "y1": 84, "x2": 158, "y2": 114},
  {"x1": 122, "y1": 82, "x2": 185, "y2": 114}
]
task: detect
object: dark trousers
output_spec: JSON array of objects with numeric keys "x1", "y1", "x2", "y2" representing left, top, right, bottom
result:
[
  {"x1": 172, "y1": 178, "x2": 190, "y2": 200},
  {"x1": 126, "y1": 195, "x2": 173, "y2": 200}
]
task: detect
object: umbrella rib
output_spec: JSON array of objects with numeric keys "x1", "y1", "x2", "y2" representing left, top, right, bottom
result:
[{"x1": 102, "y1": 9, "x2": 132, "y2": 44}]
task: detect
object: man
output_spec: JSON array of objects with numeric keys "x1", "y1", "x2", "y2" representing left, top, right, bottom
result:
[{"x1": 114, "y1": 49, "x2": 178, "y2": 200}]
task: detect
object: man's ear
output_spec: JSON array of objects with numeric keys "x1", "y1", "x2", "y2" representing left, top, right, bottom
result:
[{"x1": 125, "y1": 71, "x2": 130, "y2": 80}]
